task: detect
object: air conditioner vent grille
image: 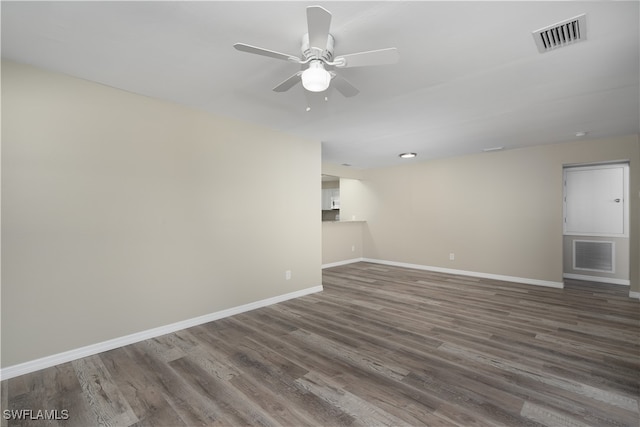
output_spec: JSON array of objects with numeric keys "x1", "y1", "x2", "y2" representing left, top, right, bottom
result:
[
  {"x1": 533, "y1": 14, "x2": 586, "y2": 53},
  {"x1": 573, "y1": 240, "x2": 614, "y2": 273}
]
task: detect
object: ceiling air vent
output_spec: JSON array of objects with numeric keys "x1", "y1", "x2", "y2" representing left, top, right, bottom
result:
[{"x1": 532, "y1": 14, "x2": 586, "y2": 53}]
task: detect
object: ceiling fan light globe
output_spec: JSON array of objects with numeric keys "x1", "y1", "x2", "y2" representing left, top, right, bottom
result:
[{"x1": 301, "y1": 62, "x2": 331, "y2": 92}]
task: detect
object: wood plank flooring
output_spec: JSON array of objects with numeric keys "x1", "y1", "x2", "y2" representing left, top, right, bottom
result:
[{"x1": 2, "y1": 262, "x2": 639, "y2": 426}]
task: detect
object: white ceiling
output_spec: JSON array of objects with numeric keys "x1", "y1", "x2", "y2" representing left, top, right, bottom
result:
[{"x1": 2, "y1": 1, "x2": 639, "y2": 169}]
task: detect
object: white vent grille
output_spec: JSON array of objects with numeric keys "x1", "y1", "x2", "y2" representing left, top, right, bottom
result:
[
  {"x1": 573, "y1": 240, "x2": 614, "y2": 273},
  {"x1": 533, "y1": 14, "x2": 586, "y2": 53}
]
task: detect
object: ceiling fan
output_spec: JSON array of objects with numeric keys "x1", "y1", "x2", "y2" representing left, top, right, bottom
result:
[{"x1": 233, "y1": 5, "x2": 399, "y2": 98}]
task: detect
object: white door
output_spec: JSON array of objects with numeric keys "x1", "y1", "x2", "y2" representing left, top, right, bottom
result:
[{"x1": 564, "y1": 164, "x2": 628, "y2": 236}]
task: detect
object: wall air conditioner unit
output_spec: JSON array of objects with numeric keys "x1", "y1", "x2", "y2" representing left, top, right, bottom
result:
[{"x1": 573, "y1": 240, "x2": 614, "y2": 273}]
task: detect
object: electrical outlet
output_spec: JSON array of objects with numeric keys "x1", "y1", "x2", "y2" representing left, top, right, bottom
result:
[
  {"x1": 285, "y1": 270, "x2": 291, "y2": 280},
  {"x1": 352, "y1": 245, "x2": 356, "y2": 252},
  {"x1": 449, "y1": 253, "x2": 455, "y2": 261}
]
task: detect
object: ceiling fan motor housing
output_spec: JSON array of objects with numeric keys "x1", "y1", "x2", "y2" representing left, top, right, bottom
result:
[{"x1": 302, "y1": 33, "x2": 334, "y2": 62}]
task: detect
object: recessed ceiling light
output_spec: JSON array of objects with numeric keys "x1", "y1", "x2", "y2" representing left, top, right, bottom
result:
[
  {"x1": 575, "y1": 131, "x2": 588, "y2": 137},
  {"x1": 398, "y1": 152, "x2": 417, "y2": 159}
]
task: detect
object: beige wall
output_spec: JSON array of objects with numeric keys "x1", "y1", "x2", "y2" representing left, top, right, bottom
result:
[
  {"x1": 339, "y1": 178, "x2": 371, "y2": 222},
  {"x1": 1, "y1": 62, "x2": 322, "y2": 367},
  {"x1": 322, "y1": 222, "x2": 364, "y2": 266},
  {"x1": 360, "y1": 135, "x2": 640, "y2": 291}
]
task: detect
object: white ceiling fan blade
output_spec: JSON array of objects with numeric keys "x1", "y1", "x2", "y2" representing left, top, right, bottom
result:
[
  {"x1": 335, "y1": 48, "x2": 399, "y2": 68},
  {"x1": 307, "y1": 6, "x2": 332, "y2": 50},
  {"x1": 273, "y1": 72, "x2": 303, "y2": 92},
  {"x1": 331, "y1": 74, "x2": 359, "y2": 98},
  {"x1": 234, "y1": 43, "x2": 301, "y2": 62}
]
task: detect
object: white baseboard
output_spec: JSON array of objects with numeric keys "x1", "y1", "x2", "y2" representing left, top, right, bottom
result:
[
  {"x1": 563, "y1": 273, "x2": 630, "y2": 286},
  {"x1": 629, "y1": 291, "x2": 640, "y2": 300},
  {"x1": 322, "y1": 258, "x2": 364, "y2": 269},
  {"x1": 0, "y1": 285, "x2": 323, "y2": 381},
  {"x1": 361, "y1": 258, "x2": 564, "y2": 289}
]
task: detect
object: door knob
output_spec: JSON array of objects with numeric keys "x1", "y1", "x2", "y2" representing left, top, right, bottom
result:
[{"x1": 614, "y1": 198, "x2": 621, "y2": 203}]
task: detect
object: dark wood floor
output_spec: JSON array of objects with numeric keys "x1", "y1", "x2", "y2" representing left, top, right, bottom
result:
[{"x1": 2, "y1": 262, "x2": 639, "y2": 426}]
